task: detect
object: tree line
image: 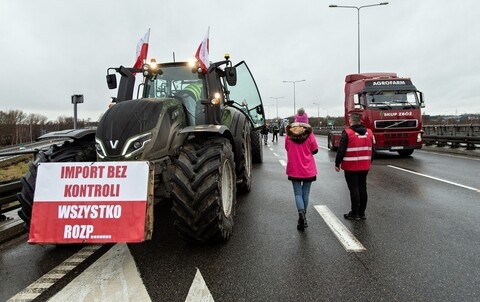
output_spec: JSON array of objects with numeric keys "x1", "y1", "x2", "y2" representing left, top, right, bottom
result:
[{"x1": 0, "y1": 109, "x2": 97, "y2": 147}]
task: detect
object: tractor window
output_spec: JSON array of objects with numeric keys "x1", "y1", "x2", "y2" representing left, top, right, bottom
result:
[
  {"x1": 143, "y1": 65, "x2": 206, "y2": 100},
  {"x1": 225, "y1": 61, "x2": 265, "y2": 129}
]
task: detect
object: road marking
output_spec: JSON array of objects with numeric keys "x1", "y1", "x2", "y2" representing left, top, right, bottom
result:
[
  {"x1": 388, "y1": 165, "x2": 480, "y2": 193},
  {"x1": 318, "y1": 146, "x2": 329, "y2": 150},
  {"x1": 273, "y1": 152, "x2": 279, "y2": 157},
  {"x1": 7, "y1": 245, "x2": 102, "y2": 302},
  {"x1": 185, "y1": 268, "x2": 214, "y2": 302},
  {"x1": 314, "y1": 205, "x2": 366, "y2": 252},
  {"x1": 279, "y1": 159, "x2": 287, "y2": 167},
  {"x1": 48, "y1": 243, "x2": 151, "y2": 302}
]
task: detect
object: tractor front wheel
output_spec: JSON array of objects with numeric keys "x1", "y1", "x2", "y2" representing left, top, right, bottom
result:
[{"x1": 172, "y1": 137, "x2": 236, "y2": 243}]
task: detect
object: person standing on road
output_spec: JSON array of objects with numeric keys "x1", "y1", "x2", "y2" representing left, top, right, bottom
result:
[
  {"x1": 335, "y1": 112, "x2": 374, "y2": 221},
  {"x1": 271, "y1": 121, "x2": 280, "y2": 143},
  {"x1": 285, "y1": 122, "x2": 318, "y2": 230},
  {"x1": 261, "y1": 124, "x2": 269, "y2": 145}
]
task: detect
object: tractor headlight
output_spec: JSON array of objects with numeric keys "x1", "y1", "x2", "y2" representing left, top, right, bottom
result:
[
  {"x1": 211, "y1": 92, "x2": 221, "y2": 105},
  {"x1": 95, "y1": 138, "x2": 107, "y2": 159},
  {"x1": 122, "y1": 132, "x2": 152, "y2": 159}
]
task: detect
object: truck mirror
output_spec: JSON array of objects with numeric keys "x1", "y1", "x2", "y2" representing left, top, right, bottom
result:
[
  {"x1": 225, "y1": 67, "x2": 237, "y2": 86},
  {"x1": 354, "y1": 103, "x2": 362, "y2": 110},
  {"x1": 418, "y1": 91, "x2": 425, "y2": 108},
  {"x1": 106, "y1": 74, "x2": 117, "y2": 89}
]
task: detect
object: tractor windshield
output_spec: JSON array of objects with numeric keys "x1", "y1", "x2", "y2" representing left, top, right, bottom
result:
[{"x1": 143, "y1": 64, "x2": 206, "y2": 100}]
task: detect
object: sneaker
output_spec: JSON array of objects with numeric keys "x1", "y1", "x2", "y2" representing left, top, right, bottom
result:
[{"x1": 344, "y1": 212, "x2": 361, "y2": 221}]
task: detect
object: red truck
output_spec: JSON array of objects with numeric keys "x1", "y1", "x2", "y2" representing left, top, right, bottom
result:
[{"x1": 327, "y1": 73, "x2": 425, "y2": 156}]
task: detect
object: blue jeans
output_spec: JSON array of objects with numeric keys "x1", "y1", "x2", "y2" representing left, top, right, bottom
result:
[{"x1": 292, "y1": 180, "x2": 312, "y2": 212}]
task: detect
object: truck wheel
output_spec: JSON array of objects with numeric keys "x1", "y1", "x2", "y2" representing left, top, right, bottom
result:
[
  {"x1": 328, "y1": 134, "x2": 338, "y2": 151},
  {"x1": 397, "y1": 149, "x2": 414, "y2": 157},
  {"x1": 17, "y1": 140, "x2": 96, "y2": 229},
  {"x1": 172, "y1": 137, "x2": 236, "y2": 243},
  {"x1": 237, "y1": 122, "x2": 252, "y2": 193},
  {"x1": 250, "y1": 129, "x2": 263, "y2": 163}
]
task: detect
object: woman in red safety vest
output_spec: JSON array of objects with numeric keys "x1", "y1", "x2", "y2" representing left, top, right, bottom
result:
[{"x1": 335, "y1": 112, "x2": 375, "y2": 221}]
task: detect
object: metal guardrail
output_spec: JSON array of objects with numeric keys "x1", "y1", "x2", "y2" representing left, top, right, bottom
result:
[
  {"x1": 0, "y1": 180, "x2": 21, "y2": 218},
  {"x1": 313, "y1": 124, "x2": 480, "y2": 150},
  {"x1": 422, "y1": 124, "x2": 480, "y2": 150}
]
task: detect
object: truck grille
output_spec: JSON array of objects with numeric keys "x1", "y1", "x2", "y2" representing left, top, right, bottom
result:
[
  {"x1": 375, "y1": 119, "x2": 418, "y2": 129},
  {"x1": 383, "y1": 133, "x2": 410, "y2": 147}
]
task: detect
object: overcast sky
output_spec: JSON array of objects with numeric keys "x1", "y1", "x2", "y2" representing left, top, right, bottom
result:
[{"x1": 1, "y1": 0, "x2": 479, "y2": 122}]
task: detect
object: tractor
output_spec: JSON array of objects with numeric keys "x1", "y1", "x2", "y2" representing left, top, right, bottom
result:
[{"x1": 17, "y1": 54, "x2": 265, "y2": 243}]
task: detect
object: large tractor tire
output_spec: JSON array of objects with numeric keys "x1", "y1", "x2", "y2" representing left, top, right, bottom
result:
[
  {"x1": 17, "y1": 139, "x2": 96, "y2": 229},
  {"x1": 236, "y1": 121, "x2": 252, "y2": 193},
  {"x1": 250, "y1": 129, "x2": 263, "y2": 164},
  {"x1": 171, "y1": 137, "x2": 236, "y2": 243}
]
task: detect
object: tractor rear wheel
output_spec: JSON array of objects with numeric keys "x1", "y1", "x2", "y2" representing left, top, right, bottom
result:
[
  {"x1": 172, "y1": 137, "x2": 236, "y2": 243},
  {"x1": 237, "y1": 121, "x2": 252, "y2": 193},
  {"x1": 17, "y1": 140, "x2": 96, "y2": 229},
  {"x1": 250, "y1": 129, "x2": 263, "y2": 163}
]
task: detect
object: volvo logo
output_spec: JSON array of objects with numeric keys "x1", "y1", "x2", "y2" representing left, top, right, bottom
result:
[{"x1": 109, "y1": 140, "x2": 119, "y2": 149}]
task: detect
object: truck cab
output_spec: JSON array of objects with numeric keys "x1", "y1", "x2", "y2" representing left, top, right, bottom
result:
[{"x1": 328, "y1": 73, "x2": 425, "y2": 156}]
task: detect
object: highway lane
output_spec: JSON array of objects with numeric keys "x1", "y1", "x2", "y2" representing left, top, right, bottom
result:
[{"x1": 1, "y1": 134, "x2": 479, "y2": 301}]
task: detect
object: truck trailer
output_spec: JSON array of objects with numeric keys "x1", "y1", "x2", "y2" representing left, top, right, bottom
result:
[{"x1": 327, "y1": 73, "x2": 425, "y2": 156}]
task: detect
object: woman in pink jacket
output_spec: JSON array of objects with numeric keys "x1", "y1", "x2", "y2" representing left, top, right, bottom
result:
[{"x1": 285, "y1": 122, "x2": 318, "y2": 230}]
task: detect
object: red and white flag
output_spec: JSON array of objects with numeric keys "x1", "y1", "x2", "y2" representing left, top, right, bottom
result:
[
  {"x1": 133, "y1": 28, "x2": 150, "y2": 70},
  {"x1": 195, "y1": 27, "x2": 210, "y2": 73}
]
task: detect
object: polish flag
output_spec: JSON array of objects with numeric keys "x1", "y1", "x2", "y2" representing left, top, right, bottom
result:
[
  {"x1": 133, "y1": 29, "x2": 150, "y2": 71},
  {"x1": 195, "y1": 27, "x2": 210, "y2": 73}
]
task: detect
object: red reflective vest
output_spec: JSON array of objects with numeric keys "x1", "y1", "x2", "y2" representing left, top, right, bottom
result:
[{"x1": 341, "y1": 128, "x2": 374, "y2": 171}]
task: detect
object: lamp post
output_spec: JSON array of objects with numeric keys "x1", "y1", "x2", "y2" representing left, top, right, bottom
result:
[
  {"x1": 329, "y1": 2, "x2": 389, "y2": 73},
  {"x1": 283, "y1": 80, "x2": 306, "y2": 116},
  {"x1": 270, "y1": 96, "x2": 284, "y2": 119},
  {"x1": 313, "y1": 102, "x2": 320, "y2": 127}
]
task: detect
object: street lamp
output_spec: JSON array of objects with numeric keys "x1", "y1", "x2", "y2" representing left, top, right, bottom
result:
[
  {"x1": 313, "y1": 102, "x2": 320, "y2": 127},
  {"x1": 329, "y1": 2, "x2": 389, "y2": 73},
  {"x1": 270, "y1": 96, "x2": 284, "y2": 119},
  {"x1": 71, "y1": 94, "x2": 84, "y2": 129},
  {"x1": 283, "y1": 80, "x2": 306, "y2": 116}
]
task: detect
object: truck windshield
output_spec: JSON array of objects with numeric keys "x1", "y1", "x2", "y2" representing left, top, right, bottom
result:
[
  {"x1": 366, "y1": 91, "x2": 419, "y2": 109},
  {"x1": 143, "y1": 65, "x2": 206, "y2": 99}
]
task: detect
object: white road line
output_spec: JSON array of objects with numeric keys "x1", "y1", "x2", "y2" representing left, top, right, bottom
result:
[
  {"x1": 279, "y1": 159, "x2": 287, "y2": 167},
  {"x1": 314, "y1": 205, "x2": 366, "y2": 252},
  {"x1": 388, "y1": 165, "x2": 480, "y2": 193},
  {"x1": 318, "y1": 146, "x2": 329, "y2": 150},
  {"x1": 7, "y1": 245, "x2": 102, "y2": 302},
  {"x1": 185, "y1": 268, "x2": 214, "y2": 302},
  {"x1": 273, "y1": 152, "x2": 279, "y2": 157},
  {"x1": 48, "y1": 244, "x2": 151, "y2": 302}
]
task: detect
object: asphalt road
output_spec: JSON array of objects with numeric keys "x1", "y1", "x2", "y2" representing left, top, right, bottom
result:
[{"x1": 1, "y1": 135, "x2": 479, "y2": 302}]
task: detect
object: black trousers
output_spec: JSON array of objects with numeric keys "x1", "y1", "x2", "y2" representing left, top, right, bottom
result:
[{"x1": 344, "y1": 170, "x2": 369, "y2": 215}]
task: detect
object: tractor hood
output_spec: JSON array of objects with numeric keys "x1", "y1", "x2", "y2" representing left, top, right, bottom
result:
[{"x1": 96, "y1": 98, "x2": 168, "y2": 158}]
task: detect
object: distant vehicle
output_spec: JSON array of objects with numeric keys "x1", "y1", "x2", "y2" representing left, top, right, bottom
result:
[
  {"x1": 327, "y1": 73, "x2": 425, "y2": 156},
  {"x1": 18, "y1": 146, "x2": 26, "y2": 150}
]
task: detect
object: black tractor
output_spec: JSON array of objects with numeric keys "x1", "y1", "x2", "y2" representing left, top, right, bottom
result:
[{"x1": 17, "y1": 54, "x2": 265, "y2": 243}]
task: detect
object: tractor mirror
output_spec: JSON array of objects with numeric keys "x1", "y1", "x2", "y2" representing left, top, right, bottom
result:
[
  {"x1": 225, "y1": 67, "x2": 237, "y2": 86},
  {"x1": 106, "y1": 74, "x2": 117, "y2": 89}
]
